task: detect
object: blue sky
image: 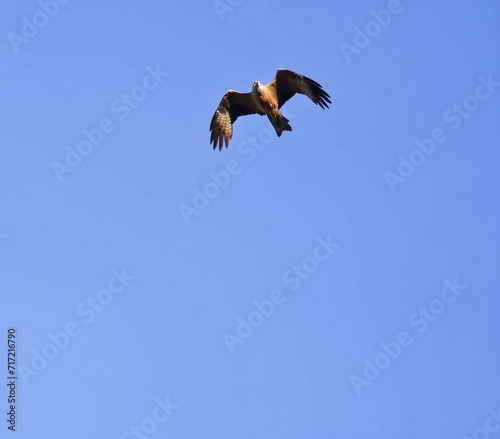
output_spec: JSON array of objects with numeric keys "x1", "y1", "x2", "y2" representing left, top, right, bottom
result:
[{"x1": 1, "y1": 0, "x2": 499, "y2": 438}]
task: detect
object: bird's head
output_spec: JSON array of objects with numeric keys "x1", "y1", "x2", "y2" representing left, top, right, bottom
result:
[{"x1": 252, "y1": 80, "x2": 261, "y2": 91}]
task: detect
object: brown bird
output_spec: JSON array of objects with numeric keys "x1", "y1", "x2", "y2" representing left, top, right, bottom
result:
[{"x1": 209, "y1": 68, "x2": 331, "y2": 150}]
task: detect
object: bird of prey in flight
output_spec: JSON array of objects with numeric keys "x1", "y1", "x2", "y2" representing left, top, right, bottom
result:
[{"x1": 209, "y1": 68, "x2": 331, "y2": 150}]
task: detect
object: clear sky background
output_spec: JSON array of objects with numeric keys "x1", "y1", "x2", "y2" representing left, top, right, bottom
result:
[{"x1": 1, "y1": 0, "x2": 499, "y2": 438}]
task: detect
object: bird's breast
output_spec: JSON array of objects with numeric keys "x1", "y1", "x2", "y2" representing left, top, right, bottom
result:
[{"x1": 253, "y1": 88, "x2": 278, "y2": 115}]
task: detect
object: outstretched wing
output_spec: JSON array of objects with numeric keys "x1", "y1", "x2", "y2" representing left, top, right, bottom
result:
[
  {"x1": 209, "y1": 91, "x2": 260, "y2": 150},
  {"x1": 269, "y1": 68, "x2": 331, "y2": 110}
]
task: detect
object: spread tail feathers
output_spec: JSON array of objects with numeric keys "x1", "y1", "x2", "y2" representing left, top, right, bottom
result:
[{"x1": 268, "y1": 114, "x2": 292, "y2": 137}]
